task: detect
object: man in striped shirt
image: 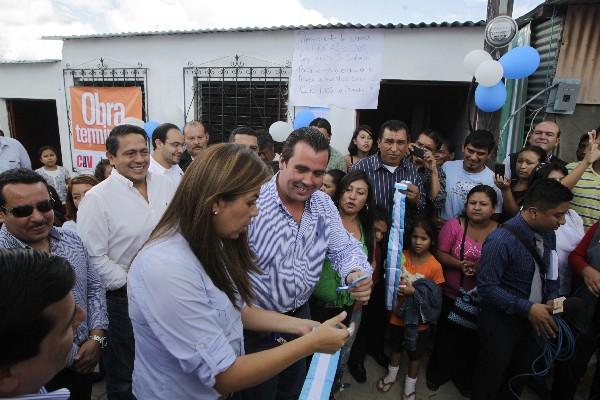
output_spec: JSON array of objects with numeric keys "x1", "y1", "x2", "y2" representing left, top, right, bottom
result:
[
  {"x1": 561, "y1": 128, "x2": 600, "y2": 230},
  {"x1": 352, "y1": 120, "x2": 425, "y2": 216},
  {"x1": 242, "y1": 127, "x2": 373, "y2": 400}
]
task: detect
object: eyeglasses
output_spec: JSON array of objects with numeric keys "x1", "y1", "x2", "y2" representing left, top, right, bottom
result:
[{"x1": 1, "y1": 199, "x2": 54, "y2": 218}]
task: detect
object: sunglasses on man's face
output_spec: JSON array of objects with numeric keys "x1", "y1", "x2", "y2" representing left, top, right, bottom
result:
[{"x1": 1, "y1": 199, "x2": 54, "y2": 218}]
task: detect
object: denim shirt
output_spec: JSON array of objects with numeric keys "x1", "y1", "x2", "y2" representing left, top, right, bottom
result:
[{"x1": 128, "y1": 232, "x2": 243, "y2": 399}]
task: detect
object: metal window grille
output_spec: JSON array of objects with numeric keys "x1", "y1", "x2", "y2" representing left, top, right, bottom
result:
[{"x1": 184, "y1": 55, "x2": 289, "y2": 142}]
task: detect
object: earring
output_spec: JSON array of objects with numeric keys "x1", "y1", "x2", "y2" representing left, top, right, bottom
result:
[{"x1": 212, "y1": 210, "x2": 219, "y2": 215}]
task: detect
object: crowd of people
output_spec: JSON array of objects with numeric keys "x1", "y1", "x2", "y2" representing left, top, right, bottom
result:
[{"x1": 0, "y1": 116, "x2": 599, "y2": 400}]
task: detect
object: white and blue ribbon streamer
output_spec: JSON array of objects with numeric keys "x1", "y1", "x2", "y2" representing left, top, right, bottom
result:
[
  {"x1": 299, "y1": 350, "x2": 341, "y2": 400},
  {"x1": 385, "y1": 182, "x2": 407, "y2": 311}
]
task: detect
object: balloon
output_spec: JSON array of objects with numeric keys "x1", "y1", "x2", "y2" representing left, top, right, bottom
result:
[
  {"x1": 293, "y1": 110, "x2": 315, "y2": 129},
  {"x1": 475, "y1": 82, "x2": 507, "y2": 112},
  {"x1": 463, "y1": 49, "x2": 492, "y2": 76},
  {"x1": 119, "y1": 117, "x2": 145, "y2": 128},
  {"x1": 499, "y1": 46, "x2": 540, "y2": 79},
  {"x1": 269, "y1": 121, "x2": 293, "y2": 142},
  {"x1": 144, "y1": 121, "x2": 160, "y2": 139},
  {"x1": 475, "y1": 60, "x2": 504, "y2": 87}
]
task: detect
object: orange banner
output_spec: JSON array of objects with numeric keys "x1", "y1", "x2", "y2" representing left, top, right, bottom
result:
[{"x1": 70, "y1": 86, "x2": 142, "y2": 152}]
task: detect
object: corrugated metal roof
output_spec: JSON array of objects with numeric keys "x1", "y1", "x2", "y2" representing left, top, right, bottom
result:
[
  {"x1": 555, "y1": 4, "x2": 600, "y2": 104},
  {"x1": 42, "y1": 21, "x2": 485, "y2": 41},
  {"x1": 0, "y1": 59, "x2": 60, "y2": 64}
]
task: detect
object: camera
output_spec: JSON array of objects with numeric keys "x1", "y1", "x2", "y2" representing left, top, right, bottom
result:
[{"x1": 409, "y1": 146, "x2": 426, "y2": 159}]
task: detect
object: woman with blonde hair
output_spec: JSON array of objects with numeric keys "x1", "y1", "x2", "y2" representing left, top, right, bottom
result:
[{"x1": 128, "y1": 143, "x2": 351, "y2": 399}]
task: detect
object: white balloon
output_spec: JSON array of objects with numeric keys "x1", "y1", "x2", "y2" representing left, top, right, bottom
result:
[
  {"x1": 119, "y1": 117, "x2": 145, "y2": 128},
  {"x1": 463, "y1": 49, "x2": 492, "y2": 76},
  {"x1": 475, "y1": 60, "x2": 504, "y2": 87},
  {"x1": 269, "y1": 121, "x2": 293, "y2": 142}
]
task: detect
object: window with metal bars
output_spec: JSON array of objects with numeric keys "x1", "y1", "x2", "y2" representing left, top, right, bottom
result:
[{"x1": 187, "y1": 64, "x2": 289, "y2": 143}]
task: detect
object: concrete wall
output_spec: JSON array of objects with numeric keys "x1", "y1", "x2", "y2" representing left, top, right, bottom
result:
[
  {"x1": 1, "y1": 27, "x2": 484, "y2": 171},
  {"x1": 557, "y1": 104, "x2": 600, "y2": 163}
]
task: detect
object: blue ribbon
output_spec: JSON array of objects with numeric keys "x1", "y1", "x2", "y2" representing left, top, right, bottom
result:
[
  {"x1": 385, "y1": 182, "x2": 407, "y2": 311},
  {"x1": 299, "y1": 350, "x2": 341, "y2": 400}
]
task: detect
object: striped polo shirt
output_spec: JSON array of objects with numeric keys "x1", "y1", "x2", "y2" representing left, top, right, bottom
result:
[{"x1": 567, "y1": 162, "x2": 600, "y2": 230}]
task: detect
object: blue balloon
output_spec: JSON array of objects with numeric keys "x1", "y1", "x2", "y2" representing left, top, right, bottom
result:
[
  {"x1": 293, "y1": 110, "x2": 315, "y2": 129},
  {"x1": 475, "y1": 82, "x2": 507, "y2": 112},
  {"x1": 144, "y1": 121, "x2": 160, "y2": 139},
  {"x1": 499, "y1": 46, "x2": 540, "y2": 79}
]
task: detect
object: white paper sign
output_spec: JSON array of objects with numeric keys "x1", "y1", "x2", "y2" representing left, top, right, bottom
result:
[{"x1": 290, "y1": 29, "x2": 384, "y2": 109}]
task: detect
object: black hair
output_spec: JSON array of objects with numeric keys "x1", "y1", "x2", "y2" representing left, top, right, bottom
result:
[
  {"x1": 416, "y1": 129, "x2": 444, "y2": 151},
  {"x1": 256, "y1": 129, "x2": 275, "y2": 150},
  {"x1": 38, "y1": 146, "x2": 58, "y2": 158},
  {"x1": 151, "y1": 123, "x2": 181, "y2": 150},
  {"x1": 0, "y1": 249, "x2": 75, "y2": 367},
  {"x1": 325, "y1": 169, "x2": 346, "y2": 191},
  {"x1": 379, "y1": 120, "x2": 409, "y2": 139},
  {"x1": 439, "y1": 136, "x2": 456, "y2": 154},
  {"x1": 531, "y1": 162, "x2": 569, "y2": 184},
  {"x1": 0, "y1": 169, "x2": 49, "y2": 208},
  {"x1": 94, "y1": 159, "x2": 112, "y2": 182},
  {"x1": 309, "y1": 118, "x2": 332, "y2": 137},
  {"x1": 347, "y1": 125, "x2": 376, "y2": 156},
  {"x1": 106, "y1": 124, "x2": 148, "y2": 155},
  {"x1": 373, "y1": 206, "x2": 389, "y2": 226},
  {"x1": 465, "y1": 184, "x2": 498, "y2": 209},
  {"x1": 464, "y1": 129, "x2": 496, "y2": 152},
  {"x1": 518, "y1": 145, "x2": 547, "y2": 164},
  {"x1": 334, "y1": 170, "x2": 375, "y2": 262},
  {"x1": 406, "y1": 217, "x2": 437, "y2": 252},
  {"x1": 280, "y1": 127, "x2": 330, "y2": 163},
  {"x1": 522, "y1": 178, "x2": 573, "y2": 212},
  {"x1": 229, "y1": 126, "x2": 257, "y2": 143}
]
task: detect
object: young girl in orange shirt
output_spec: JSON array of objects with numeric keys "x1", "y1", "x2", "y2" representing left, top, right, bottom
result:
[{"x1": 377, "y1": 218, "x2": 444, "y2": 399}]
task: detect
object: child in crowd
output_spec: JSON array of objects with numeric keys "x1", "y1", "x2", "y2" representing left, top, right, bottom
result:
[
  {"x1": 94, "y1": 158, "x2": 113, "y2": 182},
  {"x1": 63, "y1": 174, "x2": 100, "y2": 232},
  {"x1": 377, "y1": 218, "x2": 444, "y2": 399},
  {"x1": 35, "y1": 146, "x2": 70, "y2": 204}
]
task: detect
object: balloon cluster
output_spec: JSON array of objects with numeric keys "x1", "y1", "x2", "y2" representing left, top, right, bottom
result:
[
  {"x1": 464, "y1": 46, "x2": 540, "y2": 112},
  {"x1": 268, "y1": 109, "x2": 316, "y2": 142}
]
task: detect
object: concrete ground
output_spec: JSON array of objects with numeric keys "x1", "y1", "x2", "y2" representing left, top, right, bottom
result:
[{"x1": 91, "y1": 353, "x2": 596, "y2": 399}]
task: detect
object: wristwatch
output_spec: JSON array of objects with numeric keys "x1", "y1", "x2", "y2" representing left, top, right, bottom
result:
[{"x1": 89, "y1": 335, "x2": 108, "y2": 350}]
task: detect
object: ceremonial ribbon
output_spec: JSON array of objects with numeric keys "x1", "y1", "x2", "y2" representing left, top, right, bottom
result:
[
  {"x1": 299, "y1": 350, "x2": 341, "y2": 400},
  {"x1": 385, "y1": 182, "x2": 407, "y2": 311}
]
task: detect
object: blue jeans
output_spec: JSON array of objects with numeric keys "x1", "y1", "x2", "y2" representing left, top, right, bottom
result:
[{"x1": 104, "y1": 288, "x2": 136, "y2": 400}]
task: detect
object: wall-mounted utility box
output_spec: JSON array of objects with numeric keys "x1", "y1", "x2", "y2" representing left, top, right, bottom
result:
[{"x1": 546, "y1": 78, "x2": 580, "y2": 114}]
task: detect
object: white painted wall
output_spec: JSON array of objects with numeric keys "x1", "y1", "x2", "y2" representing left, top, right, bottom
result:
[{"x1": 1, "y1": 27, "x2": 484, "y2": 171}]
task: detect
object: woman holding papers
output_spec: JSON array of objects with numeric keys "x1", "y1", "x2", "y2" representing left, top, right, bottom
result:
[{"x1": 128, "y1": 144, "x2": 350, "y2": 399}]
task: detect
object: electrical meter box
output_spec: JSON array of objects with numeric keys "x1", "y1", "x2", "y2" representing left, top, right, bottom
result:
[{"x1": 546, "y1": 78, "x2": 580, "y2": 114}]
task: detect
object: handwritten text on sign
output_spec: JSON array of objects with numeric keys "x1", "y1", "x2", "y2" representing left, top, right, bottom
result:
[{"x1": 290, "y1": 30, "x2": 384, "y2": 109}]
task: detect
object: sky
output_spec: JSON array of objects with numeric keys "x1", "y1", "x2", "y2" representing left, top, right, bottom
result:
[{"x1": 0, "y1": 0, "x2": 544, "y2": 61}]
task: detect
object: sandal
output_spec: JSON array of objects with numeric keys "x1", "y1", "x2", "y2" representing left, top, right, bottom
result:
[
  {"x1": 401, "y1": 392, "x2": 416, "y2": 400},
  {"x1": 376, "y1": 376, "x2": 397, "y2": 393}
]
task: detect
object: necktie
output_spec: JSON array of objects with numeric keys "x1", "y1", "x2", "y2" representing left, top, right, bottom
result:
[{"x1": 529, "y1": 233, "x2": 544, "y2": 304}]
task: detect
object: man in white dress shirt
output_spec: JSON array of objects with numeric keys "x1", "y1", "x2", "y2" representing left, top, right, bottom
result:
[
  {"x1": 148, "y1": 123, "x2": 184, "y2": 185},
  {"x1": 77, "y1": 124, "x2": 177, "y2": 400}
]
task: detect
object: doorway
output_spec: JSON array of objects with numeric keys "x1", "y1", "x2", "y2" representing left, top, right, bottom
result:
[
  {"x1": 6, "y1": 99, "x2": 62, "y2": 170},
  {"x1": 358, "y1": 80, "x2": 471, "y2": 152}
]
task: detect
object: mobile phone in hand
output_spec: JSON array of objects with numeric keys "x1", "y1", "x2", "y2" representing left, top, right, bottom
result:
[{"x1": 494, "y1": 163, "x2": 505, "y2": 177}]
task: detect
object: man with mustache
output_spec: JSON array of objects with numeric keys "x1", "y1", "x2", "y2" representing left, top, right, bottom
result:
[
  {"x1": 0, "y1": 168, "x2": 108, "y2": 400},
  {"x1": 179, "y1": 121, "x2": 209, "y2": 172},
  {"x1": 77, "y1": 125, "x2": 177, "y2": 400}
]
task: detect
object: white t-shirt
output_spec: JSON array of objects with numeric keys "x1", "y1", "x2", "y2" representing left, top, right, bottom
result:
[
  {"x1": 556, "y1": 209, "x2": 585, "y2": 295},
  {"x1": 441, "y1": 160, "x2": 503, "y2": 220}
]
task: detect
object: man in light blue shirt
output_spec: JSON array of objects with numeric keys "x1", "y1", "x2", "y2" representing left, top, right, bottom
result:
[
  {"x1": 0, "y1": 134, "x2": 32, "y2": 172},
  {"x1": 242, "y1": 127, "x2": 373, "y2": 400}
]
